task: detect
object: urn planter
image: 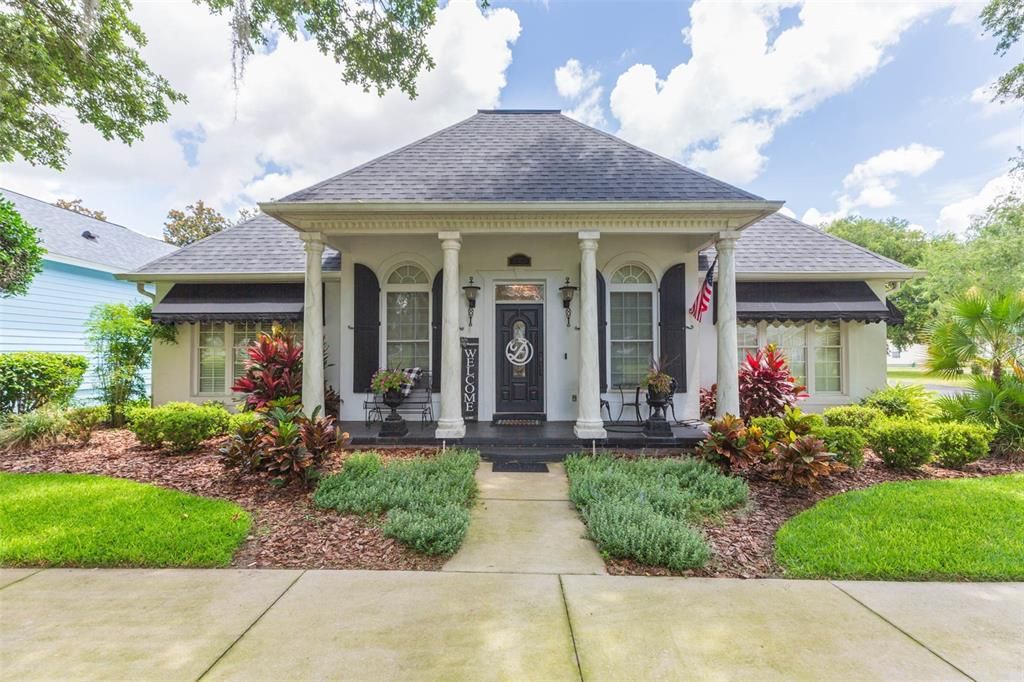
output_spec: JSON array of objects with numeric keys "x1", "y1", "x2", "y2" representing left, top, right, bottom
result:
[
  {"x1": 379, "y1": 389, "x2": 408, "y2": 438},
  {"x1": 643, "y1": 379, "x2": 676, "y2": 439}
]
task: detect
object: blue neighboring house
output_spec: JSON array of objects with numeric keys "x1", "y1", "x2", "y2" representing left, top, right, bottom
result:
[{"x1": 0, "y1": 188, "x2": 178, "y2": 403}]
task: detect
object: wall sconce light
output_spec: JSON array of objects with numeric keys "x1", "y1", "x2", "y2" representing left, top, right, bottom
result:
[
  {"x1": 559, "y1": 277, "x2": 578, "y2": 328},
  {"x1": 462, "y1": 277, "x2": 480, "y2": 327}
]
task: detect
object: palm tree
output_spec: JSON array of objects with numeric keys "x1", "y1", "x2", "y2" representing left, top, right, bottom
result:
[
  {"x1": 927, "y1": 289, "x2": 1024, "y2": 455},
  {"x1": 926, "y1": 289, "x2": 1024, "y2": 385}
]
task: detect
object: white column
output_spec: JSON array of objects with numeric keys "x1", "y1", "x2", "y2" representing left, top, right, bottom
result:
[
  {"x1": 301, "y1": 233, "x2": 325, "y2": 417},
  {"x1": 715, "y1": 233, "x2": 740, "y2": 417},
  {"x1": 435, "y1": 231, "x2": 465, "y2": 439},
  {"x1": 575, "y1": 231, "x2": 607, "y2": 439}
]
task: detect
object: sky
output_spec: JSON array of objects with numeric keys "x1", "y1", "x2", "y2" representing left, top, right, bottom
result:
[{"x1": 1, "y1": 0, "x2": 1021, "y2": 240}]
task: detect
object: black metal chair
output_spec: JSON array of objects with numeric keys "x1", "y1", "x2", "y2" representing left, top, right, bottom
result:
[
  {"x1": 600, "y1": 397, "x2": 612, "y2": 422},
  {"x1": 615, "y1": 384, "x2": 646, "y2": 423}
]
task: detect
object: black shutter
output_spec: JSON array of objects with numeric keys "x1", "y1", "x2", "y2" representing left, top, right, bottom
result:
[
  {"x1": 352, "y1": 263, "x2": 380, "y2": 392},
  {"x1": 597, "y1": 270, "x2": 607, "y2": 392},
  {"x1": 431, "y1": 270, "x2": 442, "y2": 392},
  {"x1": 659, "y1": 263, "x2": 687, "y2": 392}
]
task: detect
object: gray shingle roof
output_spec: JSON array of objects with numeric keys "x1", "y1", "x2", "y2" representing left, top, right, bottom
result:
[
  {"x1": 132, "y1": 212, "x2": 908, "y2": 278},
  {"x1": 700, "y1": 213, "x2": 914, "y2": 275},
  {"x1": 134, "y1": 213, "x2": 339, "y2": 275},
  {"x1": 278, "y1": 110, "x2": 764, "y2": 203},
  {"x1": 2, "y1": 187, "x2": 176, "y2": 271}
]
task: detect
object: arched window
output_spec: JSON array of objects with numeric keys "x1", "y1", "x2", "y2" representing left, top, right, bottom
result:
[
  {"x1": 609, "y1": 264, "x2": 656, "y2": 387},
  {"x1": 384, "y1": 263, "x2": 430, "y2": 370}
]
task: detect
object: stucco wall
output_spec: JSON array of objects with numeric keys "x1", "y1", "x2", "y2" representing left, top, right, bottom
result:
[
  {"x1": 150, "y1": 281, "x2": 343, "y2": 411},
  {"x1": 148, "y1": 241, "x2": 893, "y2": 421},
  {"x1": 697, "y1": 286, "x2": 890, "y2": 413},
  {"x1": 150, "y1": 233, "x2": 708, "y2": 421}
]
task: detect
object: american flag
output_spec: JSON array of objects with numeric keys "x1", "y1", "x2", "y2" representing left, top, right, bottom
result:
[{"x1": 688, "y1": 257, "x2": 716, "y2": 323}]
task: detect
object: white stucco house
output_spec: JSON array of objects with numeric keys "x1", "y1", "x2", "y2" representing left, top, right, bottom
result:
[{"x1": 120, "y1": 110, "x2": 912, "y2": 446}]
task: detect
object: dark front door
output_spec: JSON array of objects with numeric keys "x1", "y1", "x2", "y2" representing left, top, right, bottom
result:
[{"x1": 495, "y1": 304, "x2": 544, "y2": 415}]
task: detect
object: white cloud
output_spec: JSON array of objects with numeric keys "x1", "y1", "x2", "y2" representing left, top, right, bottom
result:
[
  {"x1": 0, "y1": 1, "x2": 521, "y2": 237},
  {"x1": 608, "y1": 0, "x2": 956, "y2": 184},
  {"x1": 778, "y1": 206, "x2": 796, "y2": 219},
  {"x1": 801, "y1": 207, "x2": 840, "y2": 226},
  {"x1": 801, "y1": 143, "x2": 943, "y2": 224},
  {"x1": 843, "y1": 144, "x2": 945, "y2": 189},
  {"x1": 554, "y1": 58, "x2": 606, "y2": 128},
  {"x1": 937, "y1": 172, "x2": 1023, "y2": 234},
  {"x1": 555, "y1": 58, "x2": 597, "y2": 99}
]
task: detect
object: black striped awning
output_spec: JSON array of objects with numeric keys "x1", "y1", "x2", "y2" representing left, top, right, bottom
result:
[{"x1": 151, "y1": 283, "x2": 304, "y2": 323}]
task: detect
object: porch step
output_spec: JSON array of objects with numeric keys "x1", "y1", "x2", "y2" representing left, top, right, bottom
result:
[{"x1": 479, "y1": 447, "x2": 575, "y2": 463}]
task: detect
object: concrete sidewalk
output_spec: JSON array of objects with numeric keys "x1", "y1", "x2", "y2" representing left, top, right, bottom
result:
[
  {"x1": 442, "y1": 462, "x2": 605, "y2": 575},
  {"x1": 1, "y1": 569, "x2": 1021, "y2": 681}
]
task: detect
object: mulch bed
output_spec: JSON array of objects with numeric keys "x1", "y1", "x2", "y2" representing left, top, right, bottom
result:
[
  {"x1": 607, "y1": 451, "x2": 1024, "y2": 579},
  {"x1": 5, "y1": 431, "x2": 1022, "y2": 576},
  {"x1": 0, "y1": 429, "x2": 444, "y2": 570}
]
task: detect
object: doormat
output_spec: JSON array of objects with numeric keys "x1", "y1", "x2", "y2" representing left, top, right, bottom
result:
[
  {"x1": 492, "y1": 461, "x2": 549, "y2": 473},
  {"x1": 492, "y1": 418, "x2": 543, "y2": 426}
]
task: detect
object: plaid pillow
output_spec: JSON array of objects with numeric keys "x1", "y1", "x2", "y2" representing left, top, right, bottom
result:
[{"x1": 399, "y1": 367, "x2": 423, "y2": 397}]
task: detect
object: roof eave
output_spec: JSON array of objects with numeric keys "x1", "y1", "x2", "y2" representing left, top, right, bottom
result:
[
  {"x1": 261, "y1": 199, "x2": 784, "y2": 216},
  {"x1": 116, "y1": 271, "x2": 341, "y2": 283},
  {"x1": 734, "y1": 270, "x2": 922, "y2": 282}
]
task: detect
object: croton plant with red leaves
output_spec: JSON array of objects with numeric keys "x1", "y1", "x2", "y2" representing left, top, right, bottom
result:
[
  {"x1": 231, "y1": 327, "x2": 303, "y2": 411},
  {"x1": 740, "y1": 344, "x2": 807, "y2": 419},
  {"x1": 699, "y1": 344, "x2": 807, "y2": 420}
]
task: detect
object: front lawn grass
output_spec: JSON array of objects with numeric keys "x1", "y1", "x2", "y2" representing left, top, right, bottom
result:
[
  {"x1": 0, "y1": 473, "x2": 251, "y2": 567},
  {"x1": 314, "y1": 449, "x2": 479, "y2": 555},
  {"x1": 565, "y1": 455, "x2": 748, "y2": 571},
  {"x1": 776, "y1": 474, "x2": 1024, "y2": 580}
]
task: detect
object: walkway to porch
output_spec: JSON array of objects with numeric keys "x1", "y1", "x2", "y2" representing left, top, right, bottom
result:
[{"x1": 339, "y1": 420, "x2": 707, "y2": 454}]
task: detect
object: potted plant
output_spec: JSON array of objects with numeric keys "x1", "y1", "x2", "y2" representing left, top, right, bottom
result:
[
  {"x1": 371, "y1": 368, "x2": 409, "y2": 437},
  {"x1": 641, "y1": 360, "x2": 676, "y2": 438}
]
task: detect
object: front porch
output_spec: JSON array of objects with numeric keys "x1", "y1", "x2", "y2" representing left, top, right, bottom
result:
[{"x1": 339, "y1": 419, "x2": 707, "y2": 453}]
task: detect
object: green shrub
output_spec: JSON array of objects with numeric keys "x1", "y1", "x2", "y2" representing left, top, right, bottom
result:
[
  {"x1": 749, "y1": 416, "x2": 786, "y2": 443},
  {"x1": 862, "y1": 384, "x2": 935, "y2": 420},
  {"x1": 782, "y1": 407, "x2": 824, "y2": 436},
  {"x1": 818, "y1": 426, "x2": 866, "y2": 469},
  {"x1": 934, "y1": 422, "x2": 994, "y2": 469},
  {"x1": 383, "y1": 505, "x2": 471, "y2": 555},
  {"x1": 226, "y1": 410, "x2": 263, "y2": 434},
  {"x1": 583, "y1": 500, "x2": 710, "y2": 571},
  {"x1": 0, "y1": 352, "x2": 88, "y2": 413},
  {"x1": 565, "y1": 455, "x2": 747, "y2": 571},
  {"x1": 823, "y1": 405, "x2": 885, "y2": 431},
  {"x1": 86, "y1": 302, "x2": 167, "y2": 426},
  {"x1": 126, "y1": 402, "x2": 231, "y2": 453},
  {"x1": 65, "y1": 406, "x2": 107, "y2": 444},
  {"x1": 343, "y1": 451, "x2": 384, "y2": 479},
  {"x1": 315, "y1": 450, "x2": 479, "y2": 555},
  {"x1": 935, "y1": 376, "x2": 1024, "y2": 458},
  {"x1": 0, "y1": 408, "x2": 69, "y2": 449},
  {"x1": 868, "y1": 419, "x2": 937, "y2": 469}
]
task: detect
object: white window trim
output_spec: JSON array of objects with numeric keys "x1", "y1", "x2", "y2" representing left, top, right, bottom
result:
[
  {"x1": 380, "y1": 263, "x2": 433, "y2": 373},
  {"x1": 192, "y1": 321, "x2": 302, "y2": 397},
  {"x1": 736, "y1": 321, "x2": 848, "y2": 396},
  {"x1": 607, "y1": 263, "x2": 659, "y2": 388}
]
